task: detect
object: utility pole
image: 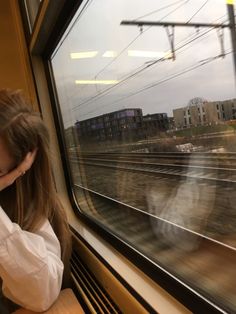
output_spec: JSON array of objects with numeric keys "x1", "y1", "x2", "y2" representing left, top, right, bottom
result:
[{"x1": 226, "y1": 0, "x2": 236, "y2": 81}]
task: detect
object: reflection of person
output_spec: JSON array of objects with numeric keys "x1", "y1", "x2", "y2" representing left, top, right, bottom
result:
[
  {"x1": 0, "y1": 90, "x2": 71, "y2": 313},
  {"x1": 147, "y1": 155, "x2": 216, "y2": 252}
]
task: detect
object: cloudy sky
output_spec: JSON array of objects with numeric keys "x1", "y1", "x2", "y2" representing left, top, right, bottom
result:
[{"x1": 51, "y1": 0, "x2": 236, "y2": 128}]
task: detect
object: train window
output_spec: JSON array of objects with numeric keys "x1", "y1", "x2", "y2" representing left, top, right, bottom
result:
[{"x1": 50, "y1": 0, "x2": 236, "y2": 312}]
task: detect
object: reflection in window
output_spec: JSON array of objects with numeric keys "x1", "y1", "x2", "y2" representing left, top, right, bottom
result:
[{"x1": 51, "y1": 0, "x2": 236, "y2": 311}]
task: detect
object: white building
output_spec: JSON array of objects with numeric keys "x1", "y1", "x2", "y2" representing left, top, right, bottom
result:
[{"x1": 173, "y1": 97, "x2": 236, "y2": 129}]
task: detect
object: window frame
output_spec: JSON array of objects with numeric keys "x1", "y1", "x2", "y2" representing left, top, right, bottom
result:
[{"x1": 21, "y1": 1, "x2": 232, "y2": 313}]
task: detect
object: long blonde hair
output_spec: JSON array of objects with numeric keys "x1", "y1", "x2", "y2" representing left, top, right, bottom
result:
[{"x1": 0, "y1": 89, "x2": 71, "y2": 273}]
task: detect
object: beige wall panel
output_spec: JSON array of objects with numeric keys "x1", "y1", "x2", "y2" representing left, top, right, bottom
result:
[{"x1": 0, "y1": 0, "x2": 38, "y2": 110}]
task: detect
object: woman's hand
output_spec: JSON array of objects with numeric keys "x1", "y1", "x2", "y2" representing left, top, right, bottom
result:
[{"x1": 0, "y1": 149, "x2": 37, "y2": 191}]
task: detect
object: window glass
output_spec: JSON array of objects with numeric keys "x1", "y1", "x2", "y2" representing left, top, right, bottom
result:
[{"x1": 51, "y1": 0, "x2": 236, "y2": 311}]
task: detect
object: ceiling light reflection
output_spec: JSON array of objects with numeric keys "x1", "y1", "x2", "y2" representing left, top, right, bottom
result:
[
  {"x1": 102, "y1": 51, "x2": 117, "y2": 57},
  {"x1": 70, "y1": 51, "x2": 98, "y2": 59}
]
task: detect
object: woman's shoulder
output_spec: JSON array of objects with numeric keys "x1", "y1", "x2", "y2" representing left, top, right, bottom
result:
[{"x1": 34, "y1": 219, "x2": 62, "y2": 256}]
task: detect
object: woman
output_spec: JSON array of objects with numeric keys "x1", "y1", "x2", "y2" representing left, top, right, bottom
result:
[{"x1": 0, "y1": 89, "x2": 71, "y2": 312}]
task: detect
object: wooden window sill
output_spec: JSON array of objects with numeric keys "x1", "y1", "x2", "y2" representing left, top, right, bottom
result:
[{"x1": 12, "y1": 289, "x2": 84, "y2": 314}]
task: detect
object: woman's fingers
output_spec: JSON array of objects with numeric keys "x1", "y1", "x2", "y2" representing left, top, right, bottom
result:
[
  {"x1": 0, "y1": 167, "x2": 22, "y2": 191},
  {"x1": 0, "y1": 149, "x2": 37, "y2": 191},
  {"x1": 17, "y1": 149, "x2": 38, "y2": 175}
]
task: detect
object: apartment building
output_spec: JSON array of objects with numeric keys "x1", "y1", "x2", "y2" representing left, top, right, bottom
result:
[{"x1": 173, "y1": 98, "x2": 236, "y2": 129}]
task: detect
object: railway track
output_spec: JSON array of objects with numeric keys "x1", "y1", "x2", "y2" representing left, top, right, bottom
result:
[
  {"x1": 70, "y1": 152, "x2": 236, "y2": 184},
  {"x1": 71, "y1": 151, "x2": 236, "y2": 245},
  {"x1": 72, "y1": 151, "x2": 236, "y2": 311},
  {"x1": 79, "y1": 151, "x2": 236, "y2": 165}
]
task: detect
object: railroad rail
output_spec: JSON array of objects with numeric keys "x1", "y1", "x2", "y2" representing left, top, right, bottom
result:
[{"x1": 70, "y1": 152, "x2": 236, "y2": 184}]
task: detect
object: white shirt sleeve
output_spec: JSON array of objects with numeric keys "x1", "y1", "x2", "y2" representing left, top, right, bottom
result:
[{"x1": 0, "y1": 206, "x2": 64, "y2": 312}]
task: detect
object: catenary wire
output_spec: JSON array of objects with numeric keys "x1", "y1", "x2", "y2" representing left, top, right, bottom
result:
[
  {"x1": 80, "y1": 50, "x2": 232, "y2": 119},
  {"x1": 132, "y1": 0, "x2": 187, "y2": 21},
  {"x1": 73, "y1": 16, "x2": 228, "y2": 112},
  {"x1": 94, "y1": 0, "x2": 191, "y2": 80},
  {"x1": 66, "y1": 0, "x2": 195, "y2": 112},
  {"x1": 186, "y1": 0, "x2": 210, "y2": 23}
]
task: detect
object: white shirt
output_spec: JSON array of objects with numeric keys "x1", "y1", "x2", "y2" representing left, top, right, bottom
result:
[{"x1": 0, "y1": 206, "x2": 64, "y2": 312}]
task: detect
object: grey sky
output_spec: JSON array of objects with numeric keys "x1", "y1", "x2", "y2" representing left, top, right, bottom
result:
[{"x1": 51, "y1": 0, "x2": 236, "y2": 128}]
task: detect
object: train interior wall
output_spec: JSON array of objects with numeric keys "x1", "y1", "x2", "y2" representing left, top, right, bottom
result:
[{"x1": 0, "y1": 0, "x2": 38, "y2": 109}]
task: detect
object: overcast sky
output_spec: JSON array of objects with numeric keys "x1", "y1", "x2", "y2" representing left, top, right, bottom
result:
[{"x1": 51, "y1": 0, "x2": 236, "y2": 128}]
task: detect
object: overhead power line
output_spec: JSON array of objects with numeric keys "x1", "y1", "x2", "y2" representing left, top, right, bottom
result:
[
  {"x1": 73, "y1": 20, "x2": 227, "y2": 111},
  {"x1": 187, "y1": 0, "x2": 210, "y2": 23},
  {"x1": 110, "y1": 51, "x2": 233, "y2": 106},
  {"x1": 132, "y1": 0, "x2": 187, "y2": 21},
  {"x1": 80, "y1": 50, "x2": 232, "y2": 120},
  {"x1": 121, "y1": 1, "x2": 236, "y2": 74},
  {"x1": 94, "y1": 0, "x2": 191, "y2": 80}
]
